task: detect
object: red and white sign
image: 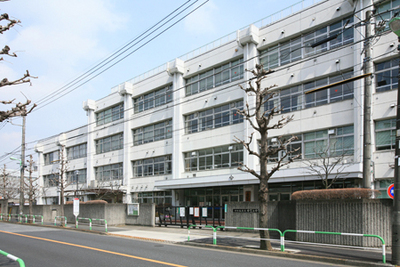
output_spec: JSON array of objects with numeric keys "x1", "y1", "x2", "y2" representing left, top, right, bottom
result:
[
  {"x1": 388, "y1": 184, "x2": 395, "y2": 199},
  {"x1": 73, "y1": 198, "x2": 80, "y2": 216}
]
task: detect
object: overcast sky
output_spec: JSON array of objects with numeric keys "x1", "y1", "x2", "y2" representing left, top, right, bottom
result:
[{"x1": 0, "y1": 0, "x2": 310, "y2": 168}]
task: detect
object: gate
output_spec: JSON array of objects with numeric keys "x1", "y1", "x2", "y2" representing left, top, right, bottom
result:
[{"x1": 156, "y1": 206, "x2": 225, "y2": 228}]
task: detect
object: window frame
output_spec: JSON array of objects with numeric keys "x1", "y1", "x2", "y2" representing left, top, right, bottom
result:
[
  {"x1": 185, "y1": 100, "x2": 243, "y2": 134},
  {"x1": 96, "y1": 103, "x2": 124, "y2": 126}
]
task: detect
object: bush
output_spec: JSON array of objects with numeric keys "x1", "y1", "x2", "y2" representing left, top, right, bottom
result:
[
  {"x1": 291, "y1": 188, "x2": 380, "y2": 200},
  {"x1": 65, "y1": 200, "x2": 108, "y2": 205}
]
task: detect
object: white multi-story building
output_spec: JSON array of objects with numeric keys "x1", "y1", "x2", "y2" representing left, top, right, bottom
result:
[{"x1": 35, "y1": 0, "x2": 398, "y2": 205}]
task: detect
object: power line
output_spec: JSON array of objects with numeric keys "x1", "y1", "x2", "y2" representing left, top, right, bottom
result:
[
  {"x1": 33, "y1": 0, "x2": 209, "y2": 112},
  {"x1": 2, "y1": 7, "x2": 398, "y2": 162}
]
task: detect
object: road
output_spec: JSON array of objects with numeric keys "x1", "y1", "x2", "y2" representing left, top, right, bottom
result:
[{"x1": 0, "y1": 223, "x2": 357, "y2": 267}]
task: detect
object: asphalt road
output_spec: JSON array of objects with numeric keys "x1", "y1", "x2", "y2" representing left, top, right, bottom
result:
[{"x1": 0, "y1": 223, "x2": 358, "y2": 267}]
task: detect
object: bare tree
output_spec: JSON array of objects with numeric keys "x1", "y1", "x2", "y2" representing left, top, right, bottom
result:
[
  {"x1": 24, "y1": 155, "x2": 40, "y2": 217},
  {"x1": 0, "y1": 10, "x2": 37, "y2": 123},
  {"x1": 235, "y1": 64, "x2": 298, "y2": 250},
  {"x1": 303, "y1": 142, "x2": 352, "y2": 189},
  {"x1": 0, "y1": 164, "x2": 18, "y2": 200},
  {"x1": 88, "y1": 180, "x2": 123, "y2": 203},
  {"x1": 52, "y1": 145, "x2": 70, "y2": 217}
]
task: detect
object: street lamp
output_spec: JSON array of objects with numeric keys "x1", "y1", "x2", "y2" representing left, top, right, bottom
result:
[
  {"x1": 10, "y1": 156, "x2": 24, "y2": 215},
  {"x1": 389, "y1": 16, "x2": 400, "y2": 265}
]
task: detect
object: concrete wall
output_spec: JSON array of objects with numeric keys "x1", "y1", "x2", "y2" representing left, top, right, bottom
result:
[
  {"x1": 296, "y1": 199, "x2": 392, "y2": 247},
  {"x1": 126, "y1": 203, "x2": 155, "y2": 226},
  {"x1": 10, "y1": 203, "x2": 156, "y2": 226},
  {"x1": 225, "y1": 199, "x2": 391, "y2": 247}
]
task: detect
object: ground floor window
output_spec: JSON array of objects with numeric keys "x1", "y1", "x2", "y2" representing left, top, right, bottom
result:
[
  {"x1": 184, "y1": 186, "x2": 243, "y2": 206},
  {"x1": 268, "y1": 178, "x2": 361, "y2": 201},
  {"x1": 135, "y1": 191, "x2": 172, "y2": 205}
]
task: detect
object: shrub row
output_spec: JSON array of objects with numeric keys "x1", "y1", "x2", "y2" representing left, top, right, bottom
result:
[
  {"x1": 291, "y1": 188, "x2": 380, "y2": 200},
  {"x1": 65, "y1": 200, "x2": 108, "y2": 205}
]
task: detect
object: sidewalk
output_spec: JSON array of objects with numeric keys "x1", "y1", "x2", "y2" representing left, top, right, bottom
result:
[{"x1": 102, "y1": 224, "x2": 393, "y2": 267}]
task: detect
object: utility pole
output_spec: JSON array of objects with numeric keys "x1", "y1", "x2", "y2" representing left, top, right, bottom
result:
[
  {"x1": 363, "y1": 10, "x2": 373, "y2": 189},
  {"x1": 18, "y1": 115, "x2": 26, "y2": 215},
  {"x1": 388, "y1": 15, "x2": 400, "y2": 265},
  {"x1": 393, "y1": 35, "x2": 400, "y2": 265}
]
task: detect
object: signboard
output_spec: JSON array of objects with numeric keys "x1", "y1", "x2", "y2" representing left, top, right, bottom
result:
[
  {"x1": 179, "y1": 207, "x2": 185, "y2": 217},
  {"x1": 127, "y1": 203, "x2": 139, "y2": 216},
  {"x1": 202, "y1": 207, "x2": 207, "y2": 217},
  {"x1": 233, "y1": 209, "x2": 259, "y2": 213},
  {"x1": 73, "y1": 198, "x2": 79, "y2": 217},
  {"x1": 194, "y1": 207, "x2": 199, "y2": 217},
  {"x1": 388, "y1": 184, "x2": 395, "y2": 199}
]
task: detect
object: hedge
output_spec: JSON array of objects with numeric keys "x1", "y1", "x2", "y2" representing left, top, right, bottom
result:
[{"x1": 291, "y1": 188, "x2": 380, "y2": 200}]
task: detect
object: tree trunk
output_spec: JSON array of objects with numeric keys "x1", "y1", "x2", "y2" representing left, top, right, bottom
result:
[{"x1": 259, "y1": 179, "x2": 272, "y2": 250}]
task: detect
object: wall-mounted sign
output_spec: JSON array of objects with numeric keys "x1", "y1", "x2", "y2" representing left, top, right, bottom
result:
[{"x1": 233, "y1": 209, "x2": 259, "y2": 213}]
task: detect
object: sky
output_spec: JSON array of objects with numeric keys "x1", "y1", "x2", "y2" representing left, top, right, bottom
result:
[{"x1": 0, "y1": 0, "x2": 308, "y2": 168}]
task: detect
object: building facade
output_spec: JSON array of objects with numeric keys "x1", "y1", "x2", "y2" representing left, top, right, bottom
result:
[{"x1": 35, "y1": 0, "x2": 398, "y2": 205}]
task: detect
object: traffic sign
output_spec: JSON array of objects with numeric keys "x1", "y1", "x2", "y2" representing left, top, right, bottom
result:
[
  {"x1": 388, "y1": 184, "x2": 394, "y2": 199},
  {"x1": 73, "y1": 198, "x2": 80, "y2": 216}
]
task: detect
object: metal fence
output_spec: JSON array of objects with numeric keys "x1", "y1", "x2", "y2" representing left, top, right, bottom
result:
[{"x1": 156, "y1": 206, "x2": 225, "y2": 228}]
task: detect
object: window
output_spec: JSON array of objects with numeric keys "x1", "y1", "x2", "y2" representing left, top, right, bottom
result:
[
  {"x1": 305, "y1": 72, "x2": 353, "y2": 108},
  {"x1": 96, "y1": 103, "x2": 124, "y2": 126},
  {"x1": 268, "y1": 126, "x2": 354, "y2": 161},
  {"x1": 185, "y1": 59, "x2": 244, "y2": 96},
  {"x1": 267, "y1": 134, "x2": 302, "y2": 162},
  {"x1": 44, "y1": 151, "x2": 59, "y2": 165},
  {"x1": 260, "y1": 17, "x2": 354, "y2": 68},
  {"x1": 376, "y1": 0, "x2": 400, "y2": 32},
  {"x1": 375, "y1": 58, "x2": 399, "y2": 92},
  {"x1": 184, "y1": 144, "x2": 243, "y2": 171},
  {"x1": 264, "y1": 71, "x2": 354, "y2": 113},
  {"x1": 376, "y1": 118, "x2": 396, "y2": 150},
  {"x1": 134, "y1": 84, "x2": 172, "y2": 113},
  {"x1": 95, "y1": 133, "x2": 123, "y2": 154},
  {"x1": 132, "y1": 155, "x2": 172, "y2": 177},
  {"x1": 137, "y1": 191, "x2": 172, "y2": 204},
  {"x1": 304, "y1": 125, "x2": 354, "y2": 158},
  {"x1": 67, "y1": 143, "x2": 87, "y2": 160},
  {"x1": 133, "y1": 120, "x2": 172, "y2": 146},
  {"x1": 43, "y1": 174, "x2": 59, "y2": 187},
  {"x1": 95, "y1": 163, "x2": 123, "y2": 181},
  {"x1": 66, "y1": 169, "x2": 87, "y2": 184},
  {"x1": 185, "y1": 100, "x2": 243, "y2": 134}
]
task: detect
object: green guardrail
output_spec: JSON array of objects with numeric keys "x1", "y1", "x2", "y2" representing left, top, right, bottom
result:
[
  {"x1": 8, "y1": 214, "x2": 21, "y2": 222},
  {"x1": 33, "y1": 215, "x2": 44, "y2": 225},
  {"x1": 282, "y1": 230, "x2": 386, "y2": 264},
  {"x1": 188, "y1": 225, "x2": 217, "y2": 244},
  {"x1": 220, "y1": 226, "x2": 284, "y2": 251},
  {"x1": 76, "y1": 217, "x2": 92, "y2": 230},
  {"x1": 0, "y1": 249, "x2": 25, "y2": 267},
  {"x1": 54, "y1": 216, "x2": 67, "y2": 227},
  {"x1": 92, "y1": 218, "x2": 108, "y2": 233}
]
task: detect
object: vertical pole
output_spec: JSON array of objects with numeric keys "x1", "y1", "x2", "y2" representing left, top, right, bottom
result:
[
  {"x1": 19, "y1": 116, "x2": 26, "y2": 215},
  {"x1": 363, "y1": 10, "x2": 373, "y2": 189},
  {"x1": 213, "y1": 228, "x2": 217, "y2": 245},
  {"x1": 392, "y1": 36, "x2": 400, "y2": 265}
]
